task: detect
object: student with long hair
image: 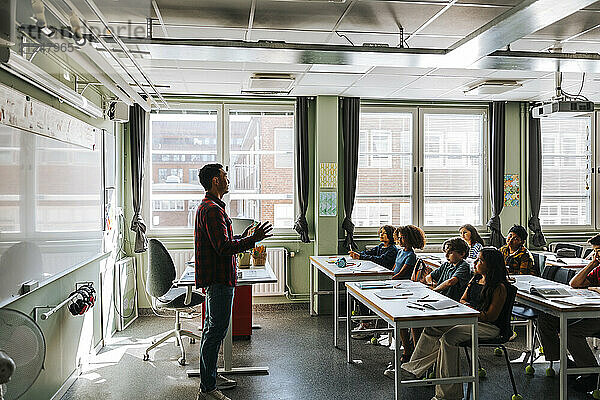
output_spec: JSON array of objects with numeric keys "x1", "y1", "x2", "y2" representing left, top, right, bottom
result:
[
  {"x1": 459, "y1": 224, "x2": 484, "y2": 259},
  {"x1": 399, "y1": 247, "x2": 512, "y2": 400},
  {"x1": 349, "y1": 225, "x2": 398, "y2": 270}
]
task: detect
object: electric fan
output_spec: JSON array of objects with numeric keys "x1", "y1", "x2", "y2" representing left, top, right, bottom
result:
[{"x1": 0, "y1": 309, "x2": 45, "y2": 400}]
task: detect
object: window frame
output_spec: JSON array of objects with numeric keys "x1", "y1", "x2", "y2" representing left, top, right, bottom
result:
[
  {"x1": 354, "y1": 104, "x2": 489, "y2": 235},
  {"x1": 538, "y1": 112, "x2": 597, "y2": 232},
  {"x1": 145, "y1": 102, "x2": 297, "y2": 235},
  {"x1": 418, "y1": 106, "x2": 489, "y2": 232}
]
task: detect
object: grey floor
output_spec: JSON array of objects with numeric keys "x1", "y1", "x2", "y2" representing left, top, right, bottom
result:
[{"x1": 63, "y1": 305, "x2": 594, "y2": 400}]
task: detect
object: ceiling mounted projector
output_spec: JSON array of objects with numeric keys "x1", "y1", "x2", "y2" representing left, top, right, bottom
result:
[{"x1": 532, "y1": 101, "x2": 594, "y2": 118}]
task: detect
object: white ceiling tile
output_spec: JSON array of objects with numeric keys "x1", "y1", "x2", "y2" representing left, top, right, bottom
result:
[
  {"x1": 353, "y1": 74, "x2": 419, "y2": 88},
  {"x1": 370, "y1": 66, "x2": 435, "y2": 75},
  {"x1": 183, "y1": 70, "x2": 251, "y2": 83},
  {"x1": 406, "y1": 35, "x2": 461, "y2": 49},
  {"x1": 290, "y1": 86, "x2": 346, "y2": 96},
  {"x1": 145, "y1": 68, "x2": 187, "y2": 82},
  {"x1": 341, "y1": 86, "x2": 397, "y2": 98},
  {"x1": 299, "y1": 73, "x2": 361, "y2": 86},
  {"x1": 176, "y1": 60, "x2": 242, "y2": 70},
  {"x1": 242, "y1": 62, "x2": 310, "y2": 73},
  {"x1": 309, "y1": 65, "x2": 372, "y2": 74},
  {"x1": 407, "y1": 76, "x2": 476, "y2": 90},
  {"x1": 389, "y1": 88, "x2": 450, "y2": 100},
  {"x1": 185, "y1": 83, "x2": 241, "y2": 95},
  {"x1": 486, "y1": 70, "x2": 552, "y2": 79},
  {"x1": 429, "y1": 68, "x2": 497, "y2": 78}
]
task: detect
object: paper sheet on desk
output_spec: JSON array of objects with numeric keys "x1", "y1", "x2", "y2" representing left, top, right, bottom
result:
[
  {"x1": 375, "y1": 289, "x2": 413, "y2": 299},
  {"x1": 554, "y1": 296, "x2": 600, "y2": 306},
  {"x1": 346, "y1": 264, "x2": 388, "y2": 273}
]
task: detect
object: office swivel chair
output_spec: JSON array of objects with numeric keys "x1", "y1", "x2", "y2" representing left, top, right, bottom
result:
[{"x1": 144, "y1": 239, "x2": 204, "y2": 366}]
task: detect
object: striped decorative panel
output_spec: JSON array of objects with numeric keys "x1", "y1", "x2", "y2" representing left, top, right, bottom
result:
[
  {"x1": 169, "y1": 249, "x2": 195, "y2": 278},
  {"x1": 253, "y1": 247, "x2": 287, "y2": 297}
]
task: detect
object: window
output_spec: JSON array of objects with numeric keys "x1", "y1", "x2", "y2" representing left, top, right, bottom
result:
[
  {"x1": 540, "y1": 117, "x2": 593, "y2": 226},
  {"x1": 354, "y1": 106, "x2": 487, "y2": 230},
  {"x1": 228, "y1": 108, "x2": 295, "y2": 229},
  {"x1": 354, "y1": 111, "x2": 413, "y2": 227},
  {"x1": 150, "y1": 112, "x2": 218, "y2": 229},
  {"x1": 274, "y1": 128, "x2": 294, "y2": 168},
  {"x1": 422, "y1": 111, "x2": 485, "y2": 227},
  {"x1": 149, "y1": 105, "x2": 296, "y2": 230}
]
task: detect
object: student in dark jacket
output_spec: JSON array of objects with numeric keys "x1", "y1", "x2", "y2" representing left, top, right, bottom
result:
[
  {"x1": 350, "y1": 225, "x2": 397, "y2": 339},
  {"x1": 349, "y1": 225, "x2": 398, "y2": 270}
]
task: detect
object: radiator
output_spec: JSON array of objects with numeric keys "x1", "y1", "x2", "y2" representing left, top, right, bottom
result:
[
  {"x1": 168, "y1": 248, "x2": 287, "y2": 297},
  {"x1": 253, "y1": 247, "x2": 287, "y2": 297}
]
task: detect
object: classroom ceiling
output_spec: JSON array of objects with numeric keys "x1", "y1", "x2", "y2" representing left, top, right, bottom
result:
[{"x1": 19, "y1": 0, "x2": 600, "y2": 105}]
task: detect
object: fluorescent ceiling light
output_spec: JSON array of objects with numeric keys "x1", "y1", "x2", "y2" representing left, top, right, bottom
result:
[
  {"x1": 1, "y1": 52, "x2": 103, "y2": 118},
  {"x1": 464, "y1": 80, "x2": 522, "y2": 95},
  {"x1": 244, "y1": 73, "x2": 295, "y2": 93}
]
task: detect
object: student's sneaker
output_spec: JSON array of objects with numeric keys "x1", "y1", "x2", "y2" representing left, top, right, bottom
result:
[
  {"x1": 383, "y1": 367, "x2": 417, "y2": 380},
  {"x1": 196, "y1": 389, "x2": 231, "y2": 400},
  {"x1": 508, "y1": 330, "x2": 517, "y2": 341},
  {"x1": 216, "y1": 374, "x2": 237, "y2": 390},
  {"x1": 351, "y1": 323, "x2": 373, "y2": 340}
]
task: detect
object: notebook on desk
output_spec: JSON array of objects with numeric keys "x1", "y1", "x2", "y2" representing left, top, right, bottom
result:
[
  {"x1": 530, "y1": 286, "x2": 571, "y2": 298},
  {"x1": 356, "y1": 281, "x2": 392, "y2": 289},
  {"x1": 420, "y1": 299, "x2": 458, "y2": 311}
]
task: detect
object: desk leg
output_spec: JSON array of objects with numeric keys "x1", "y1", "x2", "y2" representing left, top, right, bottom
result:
[
  {"x1": 309, "y1": 263, "x2": 315, "y2": 316},
  {"x1": 472, "y1": 319, "x2": 479, "y2": 400},
  {"x1": 394, "y1": 324, "x2": 401, "y2": 400},
  {"x1": 559, "y1": 314, "x2": 567, "y2": 400},
  {"x1": 334, "y1": 279, "x2": 339, "y2": 348},
  {"x1": 346, "y1": 290, "x2": 352, "y2": 363},
  {"x1": 223, "y1": 310, "x2": 233, "y2": 372}
]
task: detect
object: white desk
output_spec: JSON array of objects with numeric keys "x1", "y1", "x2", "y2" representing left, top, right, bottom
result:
[
  {"x1": 309, "y1": 255, "x2": 393, "y2": 347},
  {"x1": 346, "y1": 280, "x2": 480, "y2": 400},
  {"x1": 513, "y1": 275, "x2": 600, "y2": 400},
  {"x1": 178, "y1": 262, "x2": 277, "y2": 376}
]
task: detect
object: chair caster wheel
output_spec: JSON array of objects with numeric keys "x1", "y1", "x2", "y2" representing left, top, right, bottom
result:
[
  {"x1": 478, "y1": 368, "x2": 487, "y2": 378},
  {"x1": 428, "y1": 372, "x2": 435, "y2": 379},
  {"x1": 525, "y1": 365, "x2": 535, "y2": 375},
  {"x1": 512, "y1": 394, "x2": 523, "y2": 400},
  {"x1": 592, "y1": 389, "x2": 600, "y2": 399},
  {"x1": 494, "y1": 347, "x2": 503, "y2": 356},
  {"x1": 370, "y1": 337, "x2": 378, "y2": 345},
  {"x1": 190, "y1": 338, "x2": 196, "y2": 344},
  {"x1": 143, "y1": 354, "x2": 149, "y2": 361},
  {"x1": 539, "y1": 346, "x2": 544, "y2": 354},
  {"x1": 178, "y1": 357, "x2": 186, "y2": 366},
  {"x1": 545, "y1": 367, "x2": 555, "y2": 377}
]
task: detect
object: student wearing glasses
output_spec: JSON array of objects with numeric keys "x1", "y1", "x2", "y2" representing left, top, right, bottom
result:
[
  {"x1": 399, "y1": 247, "x2": 511, "y2": 400},
  {"x1": 499, "y1": 224, "x2": 538, "y2": 276},
  {"x1": 537, "y1": 234, "x2": 600, "y2": 394}
]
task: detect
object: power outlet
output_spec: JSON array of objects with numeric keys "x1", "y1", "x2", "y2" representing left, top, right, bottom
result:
[{"x1": 290, "y1": 251, "x2": 296, "y2": 258}]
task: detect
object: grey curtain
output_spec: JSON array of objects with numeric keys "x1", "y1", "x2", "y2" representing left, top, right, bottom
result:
[
  {"x1": 528, "y1": 106, "x2": 547, "y2": 247},
  {"x1": 340, "y1": 97, "x2": 360, "y2": 251},
  {"x1": 487, "y1": 102, "x2": 506, "y2": 248},
  {"x1": 293, "y1": 97, "x2": 310, "y2": 243},
  {"x1": 129, "y1": 104, "x2": 148, "y2": 253}
]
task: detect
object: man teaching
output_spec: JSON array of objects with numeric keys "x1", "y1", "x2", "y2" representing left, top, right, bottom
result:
[{"x1": 194, "y1": 163, "x2": 273, "y2": 400}]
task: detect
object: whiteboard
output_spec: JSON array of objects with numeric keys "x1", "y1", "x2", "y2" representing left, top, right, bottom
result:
[{"x1": 0, "y1": 124, "x2": 103, "y2": 304}]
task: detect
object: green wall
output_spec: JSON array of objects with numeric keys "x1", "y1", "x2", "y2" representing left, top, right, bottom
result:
[{"x1": 0, "y1": 64, "x2": 115, "y2": 399}]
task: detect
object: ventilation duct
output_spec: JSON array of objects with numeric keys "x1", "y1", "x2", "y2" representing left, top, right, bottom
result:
[
  {"x1": 243, "y1": 73, "x2": 295, "y2": 94},
  {"x1": 464, "y1": 80, "x2": 522, "y2": 95}
]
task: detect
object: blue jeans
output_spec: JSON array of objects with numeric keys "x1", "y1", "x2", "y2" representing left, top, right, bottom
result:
[{"x1": 200, "y1": 284, "x2": 235, "y2": 392}]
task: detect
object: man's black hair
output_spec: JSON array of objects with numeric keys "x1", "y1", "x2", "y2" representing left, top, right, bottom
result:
[
  {"x1": 198, "y1": 163, "x2": 224, "y2": 191},
  {"x1": 508, "y1": 224, "x2": 528, "y2": 242}
]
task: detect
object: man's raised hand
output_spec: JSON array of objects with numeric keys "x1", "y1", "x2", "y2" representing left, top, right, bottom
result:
[{"x1": 252, "y1": 221, "x2": 274, "y2": 242}]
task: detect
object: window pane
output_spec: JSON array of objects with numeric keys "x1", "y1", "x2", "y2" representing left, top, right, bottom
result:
[
  {"x1": 354, "y1": 112, "x2": 413, "y2": 227},
  {"x1": 540, "y1": 117, "x2": 592, "y2": 226},
  {"x1": 150, "y1": 113, "x2": 217, "y2": 229},
  {"x1": 228, "y1": 110, "x2": 295, "y2": 228},
  {"x1": 423, "y1": 113, "x2": 484, "y2": 226}
]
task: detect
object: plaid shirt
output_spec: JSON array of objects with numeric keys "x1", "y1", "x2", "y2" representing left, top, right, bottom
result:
[
  {"x1": 194, "y1": 193, "x2": 255, "y2": 287},
  {"x1": 500, "y1": 244, "x2": 538, "y2": 276}
]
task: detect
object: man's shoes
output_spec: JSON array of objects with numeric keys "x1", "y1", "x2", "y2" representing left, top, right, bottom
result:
[
  {"x1": 216, "y1": 374, "x2": 237, "y2": 390},
  {"x1": 572, "y1": 374, "x2": 599, "y2": 393},
  {"x1": 196, "y1": 389, "x2": 231, "y2": 400}
]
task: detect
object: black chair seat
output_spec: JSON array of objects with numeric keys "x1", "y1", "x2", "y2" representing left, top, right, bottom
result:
[
  {"x1": 512, "y1": 305, "x2": 538, "y2": 319},
  {"x1": 157, "y1": 287, "x2": 205, "y2": 309}
]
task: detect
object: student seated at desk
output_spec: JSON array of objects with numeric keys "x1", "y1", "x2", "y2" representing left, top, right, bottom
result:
[
  {"x1": 500, "y1": 224, "x2": 538, "y2": 276},
  {"x1": 398, "y1": 247, "x2": 511, "y2": 400},
  {"x1": 393, "y1": 225, "x2": 426, "y2": 362},
  {"x1": 424, "y1": 237, "x2": 472, "y2": 301},
  {"x1": 392, "y1": 225, "x2": 426, "y2": 280},
  {"x1": 538, "y1": 233, "x2": 600, "y2": 393},
  {"x1": 459, "y1": 223, "x2": 484, "y2": 260},
  {"x1": 349, "y1": 225, "x2": 398, "y2": 270},
  {"x1": 350, "y1": 225, "x2": 397, "y2": 339}
]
